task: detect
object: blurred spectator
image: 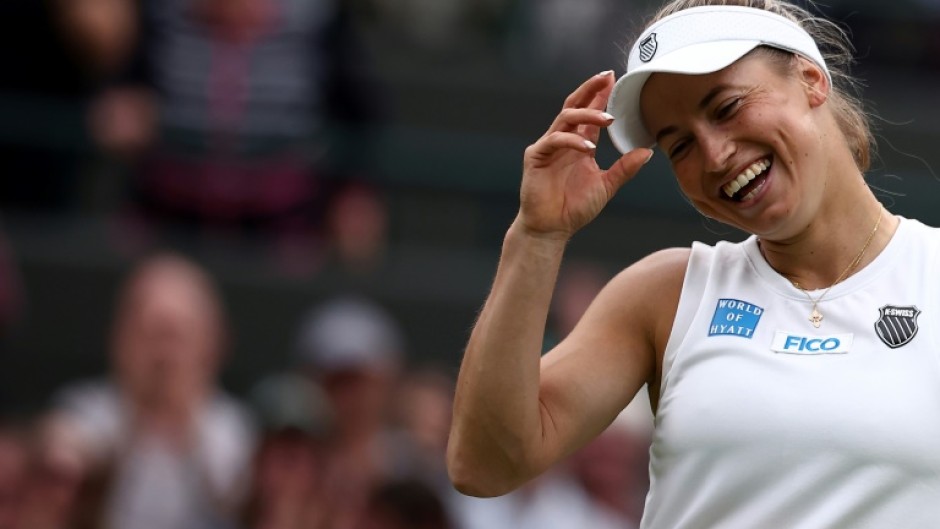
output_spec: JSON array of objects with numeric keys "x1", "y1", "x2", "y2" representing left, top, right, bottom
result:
[
  {"x1": 92, "y1": 0, "x2": 384, "y2": 272},
  {"x1": 15, "y1": 416, "x2": 110, "y2": 529},
  {"x1": 569, "y1": 404, "x2": 653, "y2": 527},
  {"x1": 356, "y1": 477, "x2": 454, "y2": 529},
  {"x1": 40, "y1": 252, "x2": 256, "y2": 529},
  {"x1": 293, "y1": 295, "x2": 409, "y2": 529},
  {"x1": 52, "y1": 0, "x2": 140, "y2": 78},
  {"x1": 0, "y1": 420, "x2": 28, "y2": 529},
  {"x1": 241, "y1": 372, "x2": 333, "y2": 529},
  {"x1": 321, "y1": 182, "x2": 390, "y2": 279},
  {"x1": 543, "y1": 260, "x2": 609, "y2": 351},
  {"x1": 388, "y1": 369, "x2": 453, "y2": 486},
  {"x1": 0, "y1": 0, "x2": 138, "y2": 212}
]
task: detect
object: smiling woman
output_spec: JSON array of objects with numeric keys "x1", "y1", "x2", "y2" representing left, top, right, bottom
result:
[
  {"x1": 446, "y1": 0, "x2": 940, "y2": 527},
  {"x1": 637, "y1": 49, "x2": 843, "y2": 238}
]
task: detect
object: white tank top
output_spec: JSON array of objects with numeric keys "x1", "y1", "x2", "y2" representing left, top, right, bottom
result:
[{"x1": 640, "y1": 216, "x2": 940, "y2": 529}]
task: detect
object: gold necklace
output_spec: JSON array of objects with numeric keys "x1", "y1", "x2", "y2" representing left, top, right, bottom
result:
[{"x1": 791, "y1": 209, "x2": 883, "y2": 328}]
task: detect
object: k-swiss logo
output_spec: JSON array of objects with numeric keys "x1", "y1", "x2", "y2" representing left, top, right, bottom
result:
[
  {"x1": 639, "y1": 33, "x2": 658, "y2": 62},
  {"x1": 874, "y1": 305, "x2": 921, "y2": 349}
]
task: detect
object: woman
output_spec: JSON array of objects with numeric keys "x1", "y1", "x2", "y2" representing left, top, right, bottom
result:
[{"x1": 447, "y1": 0, "x2": 940, "y2": 527}]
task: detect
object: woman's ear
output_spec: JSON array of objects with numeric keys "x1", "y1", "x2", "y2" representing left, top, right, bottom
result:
[{"x1": 797, "y1": 55, "x2": 830, "y2": 107}]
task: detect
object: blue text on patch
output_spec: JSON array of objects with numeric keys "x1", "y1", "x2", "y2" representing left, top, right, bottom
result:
[{"x1": 709, "y1": 299, "x2": 764, "y2": 339}]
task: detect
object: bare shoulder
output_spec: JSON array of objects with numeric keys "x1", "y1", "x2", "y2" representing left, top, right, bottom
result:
[
  {"x1": 603, "y1": 247, "x2": 690, "y2": 317},
  {"x1": 614, "y1": 247, "x2": 689, "y2": 281},
  {"x1": 599, "y1": 247, "x2": 690, "y2": 392},
  {"x1": 548, "y1": 247, "x2": 690, "y2": 383},
  {"x1": 538, "y1": 247, "x2": 690, "y2": 443}
]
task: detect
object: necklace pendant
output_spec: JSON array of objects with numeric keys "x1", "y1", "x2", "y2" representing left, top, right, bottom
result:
[{"x1": 809, "y1": 308, "x2": 823, "y2": 328}]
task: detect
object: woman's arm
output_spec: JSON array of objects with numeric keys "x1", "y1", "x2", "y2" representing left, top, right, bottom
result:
[{"x1": 446, "y1": 71, "x2": 668, "y2": 497}]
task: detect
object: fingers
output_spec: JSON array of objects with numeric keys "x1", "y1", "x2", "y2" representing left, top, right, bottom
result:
[
  {"x1": 605, "y1": 148, "x2": 655, "y2": 191},
  {"x1": 563, "y1": 70, "x2": 615, "y2": 111},
  {"x1": 528, "y1": 71, "x2": 624, "y2": 167},
  {"x1": 552, "y1": 70, "x2": 617, "y2": 141},
  {"x1": 579, "y1": 83, "x2": 617, "y2": 142},
  {"x1": 548, "y1": 108, "x2": 615, "y2": 136},
  {"x1": 526, "y1": 131, "x2": 598, "y2": 166}
]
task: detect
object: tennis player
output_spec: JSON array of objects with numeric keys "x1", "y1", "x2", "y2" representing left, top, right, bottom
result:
[{"x1": 447, "y1": 1, "x2": 940, "y2": 527}]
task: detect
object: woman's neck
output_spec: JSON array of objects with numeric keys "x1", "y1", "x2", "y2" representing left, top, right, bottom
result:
[{"x1": 757, "y1": 184, "x2": 897, "y2": 290}]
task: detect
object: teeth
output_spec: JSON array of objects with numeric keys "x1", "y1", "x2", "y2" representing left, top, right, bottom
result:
[
  {"x1": 741, "y1": 180, "x2": 767, "y2": 202},
  {"x1": 722, "y1": 159, "x2": 770, "y2": 199}
]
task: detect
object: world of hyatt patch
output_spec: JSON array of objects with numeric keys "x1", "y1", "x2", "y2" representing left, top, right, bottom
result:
[{"x1": 709, "y1": 299, "x2": 764, "y2": 339}]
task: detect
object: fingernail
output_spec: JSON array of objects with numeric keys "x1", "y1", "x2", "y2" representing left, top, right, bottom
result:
[
  {"x1": 601, "y1": 112, "x2": 615, "y2": 121},
  {"x1": 585, "y1": 140, "x2": 597, "y2": 150},
  {"x1": 597, "y1": 70, "x2": 614, "y2": 77},
  {"x1": 643, "y1": 149, "x2": 654, "y2": 164}
]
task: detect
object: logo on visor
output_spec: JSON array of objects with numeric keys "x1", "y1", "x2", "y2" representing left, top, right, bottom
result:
[
  {"x1": 639, "y1": 33, "x2": 658, "y2": 62},
  {"x1": 874, "y1": 305, "x2": 921, "y2": 349}
]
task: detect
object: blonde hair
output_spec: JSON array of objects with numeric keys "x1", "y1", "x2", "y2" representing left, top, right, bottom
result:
[{"x1": 643, "y1": 0, "x2": 875, "y2": 171}]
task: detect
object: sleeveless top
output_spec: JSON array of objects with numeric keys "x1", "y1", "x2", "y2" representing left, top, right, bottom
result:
[{"x1": 640, "y1": 216, "x2": 940, "y2": 529}]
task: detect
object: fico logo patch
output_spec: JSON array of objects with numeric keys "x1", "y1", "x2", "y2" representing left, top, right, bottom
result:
[
  {"x1": 771, "y1": 331, "x2": 854, "y2": 355},
  {"x1": 709, "y1": 299, "x2": 764, "y2": 339}
]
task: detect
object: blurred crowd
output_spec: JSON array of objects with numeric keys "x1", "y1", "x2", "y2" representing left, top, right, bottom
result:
[
  {"x1": 0, "y1": 249, "x2": 653, "y2": 529},
  {"x1": 1, "y1": 0, "x2": 393, "y2": 277}
]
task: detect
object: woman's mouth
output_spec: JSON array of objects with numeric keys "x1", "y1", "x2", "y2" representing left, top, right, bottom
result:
[{"x1": 722, "y1": 158, "x2": 772, "y2": 202}]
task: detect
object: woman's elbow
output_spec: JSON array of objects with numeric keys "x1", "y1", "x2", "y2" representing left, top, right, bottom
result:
[
  {"x1": 447, "y1": 460, "x2": 512, "y2": 498},
  {"x1": 446, "y1": 442, "x2": 520, "y2": 498}
]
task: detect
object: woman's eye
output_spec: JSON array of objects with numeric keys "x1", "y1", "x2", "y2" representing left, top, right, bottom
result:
[
  {"x1": 715, "y1": 98, "x2": 741, "y2": 120},
  {"x1": 669, "y1": 139, "x2": 690, "y2": 159}
]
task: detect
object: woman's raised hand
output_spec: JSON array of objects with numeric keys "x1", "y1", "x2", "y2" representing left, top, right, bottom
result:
[{"x1": 517, "y1": 71, "x2": 653, "y2": 240}]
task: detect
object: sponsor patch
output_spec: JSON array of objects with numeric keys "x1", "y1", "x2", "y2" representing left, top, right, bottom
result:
[
  {"x1": 709, "y1": 299, "x2": 764, "y2": 339},
  {"x1": 771, "y1": 331, "x2": 853, "y2": 355},
  {"x1": 874, "y1": 305, "x2": 921, "y2": 349}
]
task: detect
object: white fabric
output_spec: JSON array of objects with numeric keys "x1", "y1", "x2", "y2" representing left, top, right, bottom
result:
[
  {"x1": 607, "y1": 5, "x2": 831, "y2": 153},
  {"x1": 641, "y1": 216, "x2": 940, "y2": 528}
]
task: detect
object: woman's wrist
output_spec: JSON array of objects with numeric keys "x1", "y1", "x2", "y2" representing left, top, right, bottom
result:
[{"x1": 507, "y1": 216, "x2": 572, "y2": 251}]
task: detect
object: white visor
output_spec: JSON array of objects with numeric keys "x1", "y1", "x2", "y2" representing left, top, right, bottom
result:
[{"x1": 606, "y1": 5, "x2": 831, "y2": 154}]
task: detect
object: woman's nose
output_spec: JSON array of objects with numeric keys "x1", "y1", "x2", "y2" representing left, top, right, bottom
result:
[{"x1": 700, "y1": 132, "x2": 735, "y2": 176}]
